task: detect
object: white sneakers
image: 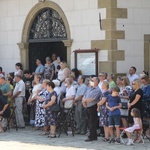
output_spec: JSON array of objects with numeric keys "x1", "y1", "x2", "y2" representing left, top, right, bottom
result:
[{"x1": 126, "y1": 139, "x2": 134, "y2": 146}]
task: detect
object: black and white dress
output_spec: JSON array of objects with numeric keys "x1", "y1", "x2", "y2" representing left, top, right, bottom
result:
[{"x1": 35, "y1": 89, "x2": 48, "y2": 127}]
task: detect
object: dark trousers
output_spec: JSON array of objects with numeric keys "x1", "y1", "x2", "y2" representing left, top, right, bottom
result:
[{"x1": 87, "y1": 104, "x2": 97, "y2": 140}]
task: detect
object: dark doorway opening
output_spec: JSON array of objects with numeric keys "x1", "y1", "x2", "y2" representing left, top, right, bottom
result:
[{"x1": 29, "y1": 41, "x2": 67, "y2": 72}]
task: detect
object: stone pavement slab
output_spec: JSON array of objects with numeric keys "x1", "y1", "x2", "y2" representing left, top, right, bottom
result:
[{"x1": 0, "y1": 127, "x2": 150, "y2": 150}]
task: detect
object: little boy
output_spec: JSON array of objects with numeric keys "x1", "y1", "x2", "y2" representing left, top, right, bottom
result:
[{"x1": 106, "y1": 86, "x2": 122, "y2": 143}]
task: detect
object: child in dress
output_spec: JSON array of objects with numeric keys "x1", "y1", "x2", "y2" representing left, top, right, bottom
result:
[{"x1": 125, "y1": 108, "x2": 142, "y2": 146}]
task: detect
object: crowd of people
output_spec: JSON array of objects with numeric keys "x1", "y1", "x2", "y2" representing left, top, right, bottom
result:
[{"x1": 0, "y1": 54, "x2": 150, "y2": 146}]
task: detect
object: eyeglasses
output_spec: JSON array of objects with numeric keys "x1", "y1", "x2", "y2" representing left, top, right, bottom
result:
[
  {"x1": 132, "y1": 83, "x2": 136, "y2": 85},
  {"x1": 99, "y1": 75, "x2": 104, "y2": 77}
]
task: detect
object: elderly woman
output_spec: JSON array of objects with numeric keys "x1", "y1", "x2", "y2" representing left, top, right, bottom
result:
[
  {"x1": 98, "y1": 72, "x2": 107, "y2": 92},
  {"x1": 128, "y1": 79, "x2": 143, "y2": 124},
  {"x1": 44, "y1": 57, "x2": 55, "y2": 81},
  {"x1": 34, "y1": 79, "x2": 50, "y2": 128},
  {"x1": 0, "y1": 89, "x2": 10, "y2": 132},
  {"x1": 141, "y1": 75, "x2": 150, "y2": 101},
  {"x1": 62, "y1": 78, "x2": 75, "y2": 109},
  {"x1": 119, "y1": 76, "x2": 132, "y2": 128},
  {"x1": 97, "y1": 81, "x2": 110, "y2": 141},
  {"x1": 52, "y1": 80, "x2": 61, "y2": 104},
  {"x1": 43, "y1": 82, "x2": 57, "y2": 138},
  {"x1": 69, "y1": 74, "x2": 78, "y2": 91}
]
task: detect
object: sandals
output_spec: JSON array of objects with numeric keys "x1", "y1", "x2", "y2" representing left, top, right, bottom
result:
[
  {"x1": 47, "y1": 134, "x2": 56, "y2": 138},
  {"x1": 102, "y1": 137, "x2": 109, "y2": 142},
  {"x1": 134, "y1": 139, "x2": 142, "y2": 143}
]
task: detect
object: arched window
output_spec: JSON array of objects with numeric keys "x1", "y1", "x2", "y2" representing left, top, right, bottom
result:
[{"x1": 29, "y1": 8, "x2": 67, "y2": 42}]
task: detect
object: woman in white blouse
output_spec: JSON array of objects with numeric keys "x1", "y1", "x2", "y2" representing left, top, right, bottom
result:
[
  {"x1": 57, "y1": 61, "x2": 70, "y2": 94},
  {"x1": 62, "y1": 78, "x2": 75, "y2": 109}
]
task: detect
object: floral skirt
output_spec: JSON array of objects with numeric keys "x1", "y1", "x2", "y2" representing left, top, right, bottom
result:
[{"x1": 45, "y1": 108, "x2": 57, "y2": 126}]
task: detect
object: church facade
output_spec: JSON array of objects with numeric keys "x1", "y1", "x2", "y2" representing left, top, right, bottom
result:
[{"x1": 0, "y1": 0, "x2": 150, "y2": 75}]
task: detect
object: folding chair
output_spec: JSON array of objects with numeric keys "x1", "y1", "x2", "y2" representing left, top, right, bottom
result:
[
  {"x1": 5, "y1": 105, "x2": 18, "y2": 131},
  {"x1": 120, "y1": 127, "x2": 144, "y2": 144},
  {"x1": 57, "y1": 107, "x2": 75, "y2": 137}
]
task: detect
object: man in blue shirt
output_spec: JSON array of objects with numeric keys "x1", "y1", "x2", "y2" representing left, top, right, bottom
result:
[
  {"x1": 82, "y1": 77, "x2": 102, "y2": 142},
  {"x1": 33, "y1": 58, "x2": 44, "y2": 77}
]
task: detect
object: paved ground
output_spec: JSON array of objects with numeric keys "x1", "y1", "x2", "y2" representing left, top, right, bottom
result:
[{"x1": 0, "y1": 127, "x2": 150, "y2": 150}]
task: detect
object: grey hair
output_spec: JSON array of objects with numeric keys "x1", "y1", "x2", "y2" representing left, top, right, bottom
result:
[
  {"x1": 102, "y1": 81, "x2": 109, "y2": 89},
  {"x1": 94, "y1": 77, "x2": 100, "y2": 83},
  {"x1": 43, "y1": 79, "x2": 50, "y2": 84},
  {"x1": 65, "y1": 78, "x2": 72, "y2": 85}
]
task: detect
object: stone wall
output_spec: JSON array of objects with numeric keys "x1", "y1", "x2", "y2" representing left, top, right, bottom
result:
[
  {"x1": 117, "y1": 0, "x2": 150, "y2": 74},
  {"x1": 0, "y1": 0, "x2": 105, "y2": 74}
]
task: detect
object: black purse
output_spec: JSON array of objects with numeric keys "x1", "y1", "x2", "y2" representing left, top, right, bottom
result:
[
  {"x1": 121, "y1": 102, "x2": 128, "y2": 109},
  {"x1": 51, "y1": 104, "x2": 60, "y2": 112}
]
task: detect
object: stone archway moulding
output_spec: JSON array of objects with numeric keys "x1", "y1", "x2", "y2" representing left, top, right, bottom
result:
[{"x1": 18, "y1": 1, "x2": 73, "y2": 69}]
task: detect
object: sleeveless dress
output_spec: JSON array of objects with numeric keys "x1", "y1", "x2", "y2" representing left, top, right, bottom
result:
[
  {"x1": 45, "y1": 91, "x2": 57, "y2": 126},
  {"x1": 35, "y1": 89, "x2": 48, "y2": 127},
  {"x1": 44, "y1": 63, "x2": 55, "y2": 80},
  {"x1": 125, "y1": 117, "x2": 142, "y2": 132}
]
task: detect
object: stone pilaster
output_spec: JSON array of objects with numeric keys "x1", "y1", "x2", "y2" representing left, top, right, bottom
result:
[
  {"x1": 17, "y1": 42, "x2": 29, "y2": 69},
  {"x1": 91, "y1": 0, "x2": 127, "y2": 73}
]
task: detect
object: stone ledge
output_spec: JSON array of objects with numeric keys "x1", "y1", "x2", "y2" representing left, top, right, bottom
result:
[
  {"x1": 106, "y1": 30, "x2": 125, "y2": 39},
  {"x1": 91, "y1": 40, "x2": 117, "y2": 50},
  {"x1": 108, "y1": 50, "x2": 125, "y2": 61},
  {"x1": 107, "y1": 8, "x2": 127, "y2": 19},
  {"x1": 99, "y1": 61, "x2": 117, "y2": 73},
  {"x1": 98, "y1": 0, "x2": 117, "y2": 8}
]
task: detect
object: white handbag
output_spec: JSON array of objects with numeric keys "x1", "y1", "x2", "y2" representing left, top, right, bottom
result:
[{"x1": 64, "y1": 100, "x2": 74, "y2": 109}]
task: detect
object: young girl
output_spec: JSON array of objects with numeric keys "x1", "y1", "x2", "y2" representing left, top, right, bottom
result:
[{"x1": 125, "y1": 108, "x2": 142, "y2": 145}]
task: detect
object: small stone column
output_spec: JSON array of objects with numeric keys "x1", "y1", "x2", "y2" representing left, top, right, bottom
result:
[
  {"x1": 17, "y1": 42, "x2": 29, "y2": 70},
  {"x1": 62, "y1": 39, "x2": 73, "y2": 68}
]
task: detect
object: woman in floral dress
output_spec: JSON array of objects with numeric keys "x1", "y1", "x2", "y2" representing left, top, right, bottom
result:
[
  {"x1": 97, "y1": 81, "x2": 110, "y2": 141},
  {"x1": 43, "y1": 81, "x2": 57, "y2": 138},
  {"x1": 34, "y1": 79, "x2": 50, "y2": 127}
]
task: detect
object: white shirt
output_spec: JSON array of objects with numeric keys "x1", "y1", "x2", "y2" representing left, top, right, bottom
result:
[
  {"x1": 66, "y1": 85, "x2": 75, "y2": 99},
  {"x1": 98, "y1": 79, "x2": 107, "y2": 93},
  {"x1": 32, "y1": 84, "x2": 42, "y2": 99},
  {"x1": 54, "y1": 87, "x2": 61, "y2": 104},
  {"x1": 14, "y1": 69, "x2": 22, "y2": 76},
  {"x1": 57, "y1": 68, "x2": 69, "y2": 81},
  {"x1": 127, "y1": 73, "x2": 139, "y2": 85},
  {"x1": 13, "y1": 79, "x2": 25, "y2": 97}
]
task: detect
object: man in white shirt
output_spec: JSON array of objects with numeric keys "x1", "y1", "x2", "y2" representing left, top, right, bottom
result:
[
  {"x1": 11, "y1": 74, "x2": 25, "y2": 128},
  {"x1": 127, "y1": 66, "x2": 139, "y2": 85}
]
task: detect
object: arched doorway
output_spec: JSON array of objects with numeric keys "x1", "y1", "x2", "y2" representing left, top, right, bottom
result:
[
  {"x1": 18, "y1": 1, "x2": 73, "y2": 70},
  {"x1": 29, "y1": 8, "x2": 67, "y2": 72}
]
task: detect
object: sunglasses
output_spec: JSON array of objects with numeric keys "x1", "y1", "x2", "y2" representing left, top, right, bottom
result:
[{"x1": 132, "y1": 83, "x2": 136, "y2": 85}]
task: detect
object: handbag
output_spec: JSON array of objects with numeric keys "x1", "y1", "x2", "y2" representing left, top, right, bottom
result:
[
  {"x1": 51, "y1": 104, "x2": 60, "y2": 112},
  {"x1": 64, "y1": 100, "x2": 74, "y2": 109},
  {"x1": 121, "y1": 102, "x2": 128, "y2": 109}
]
